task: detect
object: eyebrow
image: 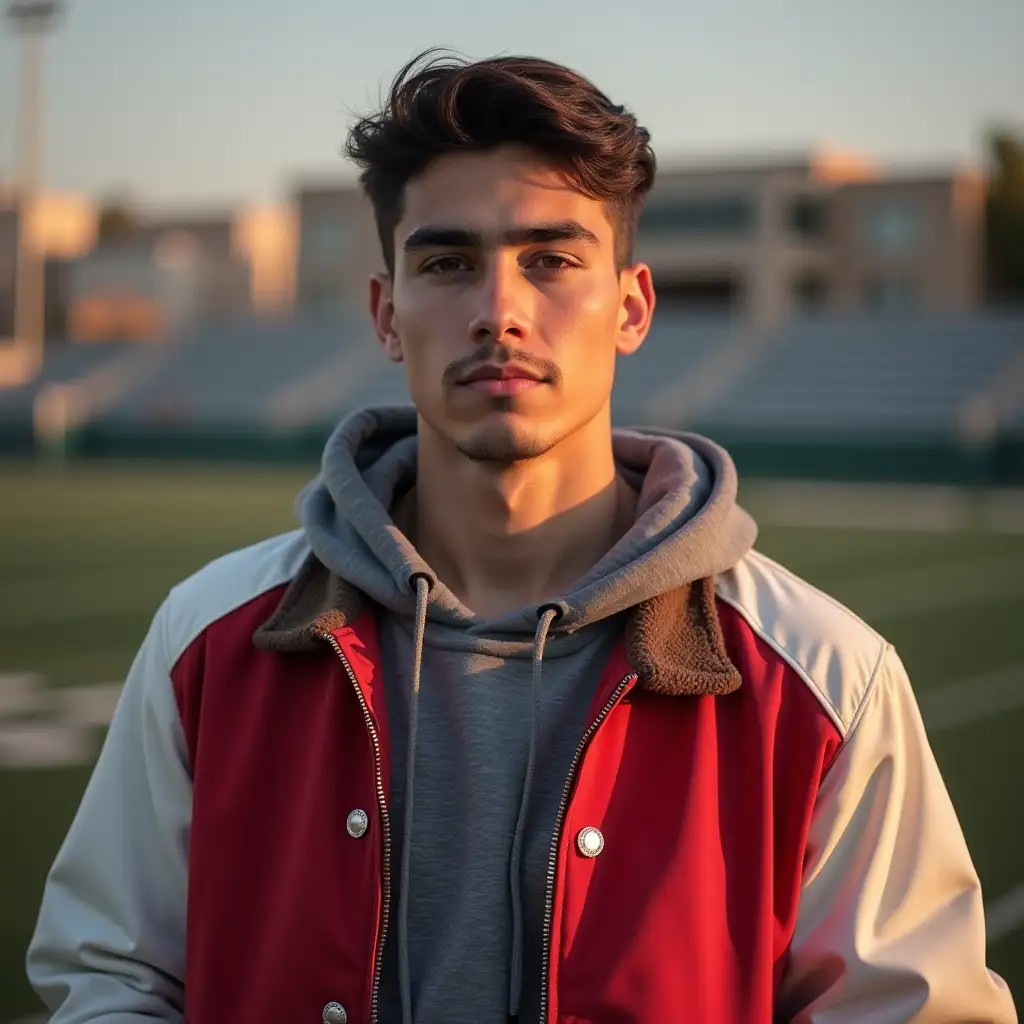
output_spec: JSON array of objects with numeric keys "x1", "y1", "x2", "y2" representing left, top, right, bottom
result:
[{"x1": 402, "y1": 220, "x2": 601, "y2": 254}]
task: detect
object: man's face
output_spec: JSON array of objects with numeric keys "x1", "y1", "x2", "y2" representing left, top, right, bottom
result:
[{"x1": 370, "y1": 145, "x2": 654, "y2": 463}]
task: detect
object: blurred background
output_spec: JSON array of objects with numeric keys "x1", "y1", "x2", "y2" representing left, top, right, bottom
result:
[{"x1": 1, "y1": 0, "x2": 1022, "y2": 1018}]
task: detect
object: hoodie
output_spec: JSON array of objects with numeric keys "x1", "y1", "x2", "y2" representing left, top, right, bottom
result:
[{"x1": 298, "y1": 405, "x2": 757, "y2": 1024}]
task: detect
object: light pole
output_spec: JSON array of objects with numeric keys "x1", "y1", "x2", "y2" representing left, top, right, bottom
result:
[{"x1": 6, "y1": 0, "x2": 63, "y2": 378}]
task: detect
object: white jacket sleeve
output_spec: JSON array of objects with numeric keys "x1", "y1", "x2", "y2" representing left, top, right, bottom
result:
[
  {"x1": 777, "y1": 646, "x2": 1018, "y2": 1023},
  {"x1": 26, "y1": 595, "x2": 190, "y2": 1022}
]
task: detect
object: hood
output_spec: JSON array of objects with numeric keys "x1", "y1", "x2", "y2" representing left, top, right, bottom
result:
[
  {"x1": 286, "y1": 403, "x2": 757, "y2": 1024},
  {"x1": 297, "y1": 404, "x2": 757, "y2": 645}
]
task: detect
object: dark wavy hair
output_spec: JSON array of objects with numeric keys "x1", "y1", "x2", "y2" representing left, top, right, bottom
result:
[{"x1": 345, "y1": 49, "x2": 657, "y2": 275}]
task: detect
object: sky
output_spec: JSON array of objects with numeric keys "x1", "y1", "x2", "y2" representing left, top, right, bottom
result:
[{"x1": 0, "y1": 0, "x2": 1022, "y2": 213}]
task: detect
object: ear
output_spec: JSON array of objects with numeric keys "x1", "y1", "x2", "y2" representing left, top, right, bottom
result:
[
  {"x1": 369, "y1": 272, "x2": 403, "y2": 363},
  {"x1": 616, "y1": 263, "x2": 655, "y2": 357}
]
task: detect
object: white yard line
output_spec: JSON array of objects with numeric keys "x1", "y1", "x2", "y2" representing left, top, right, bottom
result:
[
  {"x1": 0, "y1": 722, "x2": 94, "y2": 768},
  {"x1": 743, "y1": 480, "x2": 974, "y2": 532},
  {"x1": 0, "y1": 673, "x2": 46, "y2": 717},
  {"x1": 55, "y1": 683, "x2": 123, "y2": 728},
  {"x1": 826, "y1": 551, "x2": 1024, "y2": 622},
  {"x1": 0, "y1": 678, "x2": 122, "y2": 769},
  {"x1": 987, "y1": 883, "x2": 1024, "y2": 944},
  {"x1": 743, "y1": 479, "x2": 1024, "y2": 534},
  {"x1": 919, "y1": 663, "x2": 1024, "y2": 733}
]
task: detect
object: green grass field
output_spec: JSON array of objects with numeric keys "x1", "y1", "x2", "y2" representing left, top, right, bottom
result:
[{"x1": 1, "y1": 463, "x2": 1022, "y2": 1019}]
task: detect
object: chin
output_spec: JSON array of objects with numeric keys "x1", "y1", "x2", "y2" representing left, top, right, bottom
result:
[{"x1": 453, "y1": 419, "x2": 559, "y2": 464}]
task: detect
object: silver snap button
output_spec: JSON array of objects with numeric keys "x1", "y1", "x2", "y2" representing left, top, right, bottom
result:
[
  {"x1": 577, "y1": 826, "x2": 604, "y2": 858},
  {"x1": 346, "y1": 809, "x2": 369, "y2": 839},
  {"x1": 323, "y1": 1001, "x2": 348, "y2": 1024}
]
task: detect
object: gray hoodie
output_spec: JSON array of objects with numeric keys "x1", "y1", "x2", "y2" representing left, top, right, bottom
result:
[{"x1": 298, "y1": 405, "x2": 756, "y2": 1024}]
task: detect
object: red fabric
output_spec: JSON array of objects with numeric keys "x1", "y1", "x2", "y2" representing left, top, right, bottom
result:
[
  {"x1": 172, "y1": 593, "x2": 387, "y2": 1024},
  {"x1": 171, "y1": 596, "x2": 842, "y2": 1024},
  {"x1": 549, "y1": 602, "x2": 842, "y2": 1022}
]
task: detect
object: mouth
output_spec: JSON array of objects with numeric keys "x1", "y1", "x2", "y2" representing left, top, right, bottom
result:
[{"x1": 457, "y1": 364, "x2": 549, "y2": 396}]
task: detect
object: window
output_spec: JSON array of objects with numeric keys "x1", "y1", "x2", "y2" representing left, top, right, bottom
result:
[
  {"x1": 154, "y1": 231, "x2": 200, "y2": 268},
  {"x1": 0, "y1": 289, "x2": 13, "y2": 337},
  {"x1": 639, "y1": 196, "x2": 756, "y2": 237},
  {"x1": 788, "y1": 196, "x2": 827, "y2": 240},
  {"x1": 300, "y1": 282, "x2": 343, "y2": 319},
  {"x1": 655, "y1": 275, "x2": 742, "y2": 313},
  {"x1": 793, "y1": 273, "x2": 829, "y2": 311},
  {"x1": 865, "y1": 201, "x2": 921, "y2": 254},
  {"x1": 303, "y1": 214, "x2": 351, "y2": 262},
  {"x1": 864, "y1": 274, "x2": 918, "y2": 313}
]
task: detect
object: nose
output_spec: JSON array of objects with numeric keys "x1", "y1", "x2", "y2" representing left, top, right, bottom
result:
[{"x1": 466, "y1": 252, "x2": 530, "y2": 346}]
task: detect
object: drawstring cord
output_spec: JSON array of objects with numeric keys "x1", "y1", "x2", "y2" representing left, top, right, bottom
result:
[
  {"x1": 507, "y1": 604, "x2": 560, "y2": 1018},
  {"x1": 398, "y1": 574, "x2": 431, "y2": 1024}
]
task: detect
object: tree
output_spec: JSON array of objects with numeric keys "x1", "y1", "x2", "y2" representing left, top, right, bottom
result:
[{"x1": 984, "y1": 127, "x2": 1024, "y2": 304}]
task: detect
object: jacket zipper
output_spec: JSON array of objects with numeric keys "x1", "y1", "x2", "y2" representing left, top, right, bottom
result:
[
  {"x1": 538, "y1": 672, "x2": 636, "y2": 1024},
  {"x1": 320, "y1": 630, "x2": 392, "y2": 1024}
]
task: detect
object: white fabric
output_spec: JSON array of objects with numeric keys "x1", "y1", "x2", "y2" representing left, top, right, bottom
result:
[
  {"x1": 26, "y1": 538, "x2": 1017, "y2": 1022},
  {"x1": 720, "y1": 552, "x2": 1018, "y2": 1023},
  {"x1": 26, "y1": 531, "x2": 308, "y2": 1023}
]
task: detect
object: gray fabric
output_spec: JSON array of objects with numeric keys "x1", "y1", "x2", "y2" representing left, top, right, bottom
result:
[
  {"x1": 297, "y1": 404, "x2": 757, "y2": 1024},
  {"x1": 398, "y1": 575, "x2": 431, "y2": 1024},
  {"x1": 508, "y1": 604, "x2": 560, "y2": 1018},
  {"x1": 376, "y1": 612, "x2": 620, "y2": 1024}
]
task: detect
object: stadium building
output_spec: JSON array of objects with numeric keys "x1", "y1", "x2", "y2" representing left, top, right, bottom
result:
[
  {"x1": 0, "y1": 149, "x2": 1019, "y2": 485},
  {"x1": 293, "y1": 148, "x2": 987, "y2": 330}
]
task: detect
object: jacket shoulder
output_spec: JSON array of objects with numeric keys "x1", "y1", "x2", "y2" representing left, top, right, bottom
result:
[
  {"x1": 163, "y1": 529, "x2": 309, "y2": 668},
  {"x1": 716, "y1": 549, "x2": 889, "y2": 737}
]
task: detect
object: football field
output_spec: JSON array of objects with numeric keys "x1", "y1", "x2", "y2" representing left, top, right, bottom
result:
[{"x1": 1, "y1": 462, "x2": 1022, "y2": 1019}]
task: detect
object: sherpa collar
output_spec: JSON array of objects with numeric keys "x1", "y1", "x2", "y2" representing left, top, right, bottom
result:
[{"x1": 254, "y1": 552, "x2": 741, "y2": 698}]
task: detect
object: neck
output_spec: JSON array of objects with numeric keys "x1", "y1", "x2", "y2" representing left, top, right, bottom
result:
[{"x1": 399, "y1": 411, "x2": 637, "y2": 620}]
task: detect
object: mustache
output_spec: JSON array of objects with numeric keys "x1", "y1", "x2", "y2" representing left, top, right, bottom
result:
[{"x1": 442, "y1": 344, "x2": 563, "y2": 387}]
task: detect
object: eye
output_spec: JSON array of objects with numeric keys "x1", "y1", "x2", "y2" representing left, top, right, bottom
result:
[
  {"x1": 422, "y1": 255, "x2": 473, "y2": 275},
  {"x1": 529, "y1": 253, "x2": 579, "y2": 273}
]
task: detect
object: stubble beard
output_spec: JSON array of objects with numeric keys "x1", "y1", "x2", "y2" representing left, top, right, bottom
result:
[{"x1": 454, "y1": 399, "x2": 560, "y2": 464}]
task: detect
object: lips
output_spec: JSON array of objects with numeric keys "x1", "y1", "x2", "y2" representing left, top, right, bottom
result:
[
  {"x1": 458, "y1": 363, "x2": 548, "y2": 395},
  {"x1": 459, "y1": 364, "x2": 546, "y2": 385}
]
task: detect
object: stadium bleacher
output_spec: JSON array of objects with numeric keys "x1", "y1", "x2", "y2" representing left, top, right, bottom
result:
[
  {"x1": 100, "y1": 318, "x2": 389, "y2": 427},
  {"x1": 692, "y1": 313, "x2": 1023, "y2": 441},
  {"x1": 0, "y1": 311, "x2": 1022, "y2": 471},
  {"x1": 0, "y1": 341, "x2": 137, "y2": 427},
  {"x1": 609, "y1": 314, "x2": 734, "y2": 425}
]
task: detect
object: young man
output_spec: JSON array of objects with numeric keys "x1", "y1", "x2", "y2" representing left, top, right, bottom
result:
[{"x1": 28, "y1": 52, "x2": 1016, "y2": 1024}]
